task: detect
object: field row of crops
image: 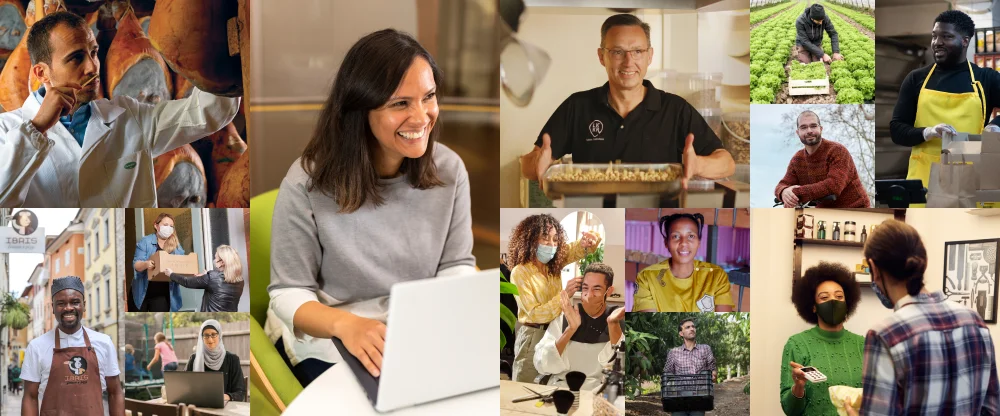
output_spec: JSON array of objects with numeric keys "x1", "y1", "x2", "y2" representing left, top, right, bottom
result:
[
  {"x1": 750, "y1": 4, "x2": 803, "y2": 104},
  {"x1": 750, "y1": 1, "x2": 796, "y2": 25},
  {"x1": 822, "y1": 4, "x2": 875, "y2": 103},
  {"x1": 749, "y1": 1, "x2": 875, "y2": 104},
  {"x1": 821, "y1": 1, "x2": 875, "y2": 32}
]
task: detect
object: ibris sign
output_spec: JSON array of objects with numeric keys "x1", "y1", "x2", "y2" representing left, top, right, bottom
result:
[{"x1": 0, "y1": 209, "x2": 44, "y2": 253}]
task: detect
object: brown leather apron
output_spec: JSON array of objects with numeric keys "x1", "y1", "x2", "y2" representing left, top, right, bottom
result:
[{"x1": 39, "y1": 329, "x2": 104, "y2": 416}]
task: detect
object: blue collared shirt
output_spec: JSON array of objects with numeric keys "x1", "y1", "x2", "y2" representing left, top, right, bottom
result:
[{"x1": 32, "y1": 86, "x2": 91, "y2": 147}]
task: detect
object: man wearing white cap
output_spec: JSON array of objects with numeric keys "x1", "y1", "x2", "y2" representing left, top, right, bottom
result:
[{"x1": 20, "y1": 276, "x2": 124, "y2": 416}]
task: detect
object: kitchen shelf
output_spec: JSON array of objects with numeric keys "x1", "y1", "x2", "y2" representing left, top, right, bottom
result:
[
  {"x1": 792, "y1": 208, "x2": 905, "y2": 281},
  {"x1": 794, "y1": 238, "x2": 865, "y2": 248}
]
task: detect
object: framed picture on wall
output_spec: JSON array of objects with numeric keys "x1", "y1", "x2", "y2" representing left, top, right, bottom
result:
[{"x1": 942, "y1": 239, "x2": 999, "y2": 323}]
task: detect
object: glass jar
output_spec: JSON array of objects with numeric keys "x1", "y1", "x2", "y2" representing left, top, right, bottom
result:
[
  {"x1": 845, "y1": 231, "x2": 856, "y2": 242},
  {"x1": 845, "y1": 221, "x2": 856, "y2": 234}
]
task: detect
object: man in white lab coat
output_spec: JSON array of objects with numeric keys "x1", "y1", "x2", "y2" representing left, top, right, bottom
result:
[
  {"x1": 0, "y1": 11, "x2": 240, "y2": 207},
  {"x1": 533, "y1": 263, "x2": 624, "y2": 391}
]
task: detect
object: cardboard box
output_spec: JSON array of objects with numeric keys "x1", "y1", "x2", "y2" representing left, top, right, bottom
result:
[{"x1": 148, "y1": 251, "x2": 199, "y2": 282}]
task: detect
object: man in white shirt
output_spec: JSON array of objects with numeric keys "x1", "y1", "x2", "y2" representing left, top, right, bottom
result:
[
  {"x1": 20, "y1": 276, "x2": 123, "y2": 416},
  {"x1": 0, "y1": 11, "x2": 239, "y2": 207},
  {"x1": 533, "y1": 263, "x2": 624, "y2": 390}
]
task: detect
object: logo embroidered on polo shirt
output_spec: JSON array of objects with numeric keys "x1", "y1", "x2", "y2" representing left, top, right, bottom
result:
[
  {"x1": 124, "y1": 162, "x2": 136, "y2": 170},
  {"x1": 588, "y1": 120, "x2": 604, "y2": 137}
]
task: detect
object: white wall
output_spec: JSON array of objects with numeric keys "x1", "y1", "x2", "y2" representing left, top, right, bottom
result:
[
  {"x1": 750, "y1": 208, "x2": 1000, "y2": 415},
  {"x1": 500, "y1": 208, "x2": 625, "y2": 304},
  {"x1": 499, "y1": 7, "x2": 750, "y2": 207}
]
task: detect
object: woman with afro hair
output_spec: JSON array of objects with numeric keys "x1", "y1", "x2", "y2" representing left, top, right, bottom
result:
[
  {"x1": 633, "y1": 213, "x2": 734, "y2": 312},
  {"x1": 506, "y1": 213, "x2": 600, "y2": 383},
  {"x1": 780, "y1": 261, "x2": 863, "y2": 416}
]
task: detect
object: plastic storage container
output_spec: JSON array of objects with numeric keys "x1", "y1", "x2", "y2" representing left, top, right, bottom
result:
[
  {"x1": 722, "y1": 111, "x2": 750, "y2": 164},
  {"x1": 661, "y1": 372, "x2": 714, "y2": 412}
]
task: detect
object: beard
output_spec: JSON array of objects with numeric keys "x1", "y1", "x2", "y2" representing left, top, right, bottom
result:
[
  {"x1": 58, "y1": 310, "x2": 80, "y2": 328},
  {"x1": 799, "y1": 133, "x2": 821, "y2": 146}
]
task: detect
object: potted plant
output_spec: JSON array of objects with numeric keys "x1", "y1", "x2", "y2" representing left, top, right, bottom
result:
[
  {"x1": 579, "y1": 243, "x2": 605, "y2": 272},
  {"x1": 0, "y1": 293, "x2": 30, "y2": 331},
  {"x1": 500, "y1": 271, "x2": 518, "y2": 349}
]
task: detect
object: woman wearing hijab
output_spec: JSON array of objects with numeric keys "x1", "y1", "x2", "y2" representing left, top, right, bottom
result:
[
  {"x1": 133, "y1": 213, "x2": 186, "y2": 312},
  {"x1": 185, "y1": 320, "x2": 245, "y2": 402},
  {"x1": 165, "y1": 245, "x2": 244, "y2": 312}
]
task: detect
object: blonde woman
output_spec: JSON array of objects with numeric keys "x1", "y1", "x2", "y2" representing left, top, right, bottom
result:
[
  {"x1": 164, "y1": 245, "x2": 244, "y2": 312},
  {"x1": 133, "y1": 213, "x2": 185, "y2": 312}
]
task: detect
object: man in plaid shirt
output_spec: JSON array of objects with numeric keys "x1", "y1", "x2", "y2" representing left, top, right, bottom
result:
[
  {"x1": 846, "y1": 220, "x2": 999, "y2": 415},
  {"x1": 663, "y1": 319, "x2": 716, "y2": 416}
]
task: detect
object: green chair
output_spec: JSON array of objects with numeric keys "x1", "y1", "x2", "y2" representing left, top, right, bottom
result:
[{"x1": 249, "y1": 189, "x2": 303, "y2": 414}]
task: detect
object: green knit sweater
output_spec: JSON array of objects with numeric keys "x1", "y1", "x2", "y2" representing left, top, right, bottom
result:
[{"x1": 779, "y1": 326, "x2": 864, "y2": 416}]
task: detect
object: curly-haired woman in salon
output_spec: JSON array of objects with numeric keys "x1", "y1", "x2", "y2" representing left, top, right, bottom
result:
[
  {"x1": 506, "y1": 214, "x2": 600, "y2": 384},
  {"x1": 633, "y1": 213, "x2": 733, "y2": 312}
]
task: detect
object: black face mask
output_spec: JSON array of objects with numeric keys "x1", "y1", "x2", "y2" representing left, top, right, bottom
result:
[{"x1": 815, "y1": 299, "x2": 847, "y2": 326}]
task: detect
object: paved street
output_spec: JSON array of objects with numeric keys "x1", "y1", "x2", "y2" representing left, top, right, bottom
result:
[{"x1": 2, "y1": 390, "x2": 23, "y2": 416}]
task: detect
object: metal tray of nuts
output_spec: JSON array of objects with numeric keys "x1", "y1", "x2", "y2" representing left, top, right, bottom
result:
[{"x1": 541, "y1": 162, "x2": 685, "y2": 198}]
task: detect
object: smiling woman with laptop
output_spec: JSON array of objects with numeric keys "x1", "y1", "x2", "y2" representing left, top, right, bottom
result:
[{"x1": 264, "y1": 26, "x2": 487, "y2": 408}]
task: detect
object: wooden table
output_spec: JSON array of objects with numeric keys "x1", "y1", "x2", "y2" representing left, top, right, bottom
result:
[
  {"x1": 140, "y1": 398, "x2": 250, "y2": 416},
  {"x1": 500, "y1": 380, "x2": 594, "y2": 416}
]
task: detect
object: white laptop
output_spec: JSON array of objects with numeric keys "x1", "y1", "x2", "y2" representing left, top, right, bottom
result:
[{"x1": 333, "y1": 268, "x2": 499, "y2": 412}]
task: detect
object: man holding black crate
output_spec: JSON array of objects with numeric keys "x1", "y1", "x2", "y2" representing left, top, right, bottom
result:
[{"x1": 663, "y1": 319, "x2": 716, "y2": 416}]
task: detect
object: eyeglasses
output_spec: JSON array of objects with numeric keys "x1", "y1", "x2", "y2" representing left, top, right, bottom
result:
[
  {"x1": 202, "y1": 334, "x2": 219, "y2": 340},
  {"x1": 601, "y1": 48, "x2": 649, "y2": 61}
]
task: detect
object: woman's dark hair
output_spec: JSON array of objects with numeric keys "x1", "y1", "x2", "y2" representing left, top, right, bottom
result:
[
  {"x1": 863, "y1": 220, "x2": 928, "y2": 296},
  {"x1": 506, "y1": 214, "x2": 567, "y2": 278},
  {"x1": 791, "y1": 262, "x2": 861, "y2": 324},
  {"x1": 659, "y1": 213, "x2": 705, "y2": 244},
  {"x1": 300, "y1": 29, "x2": 444, "y2": 213}
]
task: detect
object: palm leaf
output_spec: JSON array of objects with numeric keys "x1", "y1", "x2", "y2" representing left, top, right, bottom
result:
[
  {"x1": 500, "y1": 281, "x2": 519, "y2": 295},
  {"x1": 501, "y1": 304, "x2": 517, "y2": 333}
]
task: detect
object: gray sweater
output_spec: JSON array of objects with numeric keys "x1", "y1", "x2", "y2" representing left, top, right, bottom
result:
[{"x1": 267, "y1": 142, "x2": 476, "y2": 303}]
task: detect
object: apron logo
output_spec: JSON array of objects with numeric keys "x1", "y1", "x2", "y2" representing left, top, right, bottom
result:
[
  {"x1": 66, "y1": 356, "x2": 87, "y2": 375},
  {"x1": 589, "y1": 120, "x2": 604, "y2": 137},
  {"x1": 124, "y1": 162, "x2": 137, "y2": 170}
]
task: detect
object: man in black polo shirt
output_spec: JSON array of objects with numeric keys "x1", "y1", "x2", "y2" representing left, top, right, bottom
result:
[{"x1": 519, "y1": 14, "x2": 735, "y2": 189}]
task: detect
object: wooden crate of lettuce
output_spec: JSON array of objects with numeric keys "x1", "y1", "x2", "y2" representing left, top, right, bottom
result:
[{"x1": 788, "y1": 61, "x2": 829, "y2": 96}]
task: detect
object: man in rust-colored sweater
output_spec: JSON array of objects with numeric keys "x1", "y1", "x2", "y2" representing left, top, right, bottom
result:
[{"x1": 775, "y1": 111, "x2": 871, "y2": 208}]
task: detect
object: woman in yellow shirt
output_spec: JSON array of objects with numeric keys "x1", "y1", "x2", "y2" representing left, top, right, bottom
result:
[
  {"x1": 506, "y1": 214, "x2": 600, "y2": 383},
  {"x1": 633, "y1": 213, "x2": 734, "y2": 312}
]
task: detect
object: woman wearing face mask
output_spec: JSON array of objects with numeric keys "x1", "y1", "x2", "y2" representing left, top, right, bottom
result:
[
  {"x1": 779, "y1": 262, "x2": 863, "y2": 416},
  {"x1": 185, "y1": 320, "x2": 245, "y2": 402},
  {"x1": 633, "y1": 213, "x2": 734, "y2": 312},
  {"x1": 133, "y1": 213, "x2": 185, "y2": 312},
  {"x1": 505, "y1": 214, "x2": 600, "y2": 384},
  {"x1": 164, "y1": 245, "x2": 244, "y2": 312},
  {"x1": 841, "y1": 220, "x2": 999, "y2": 415},
  {"x1": 265, "y1": 29, "x2": 478, "y2": 387}
]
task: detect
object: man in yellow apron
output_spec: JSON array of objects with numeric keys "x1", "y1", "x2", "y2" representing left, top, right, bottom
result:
[{"x1": 889, "y1": 10, "x2": 1000, "y2": 207}]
